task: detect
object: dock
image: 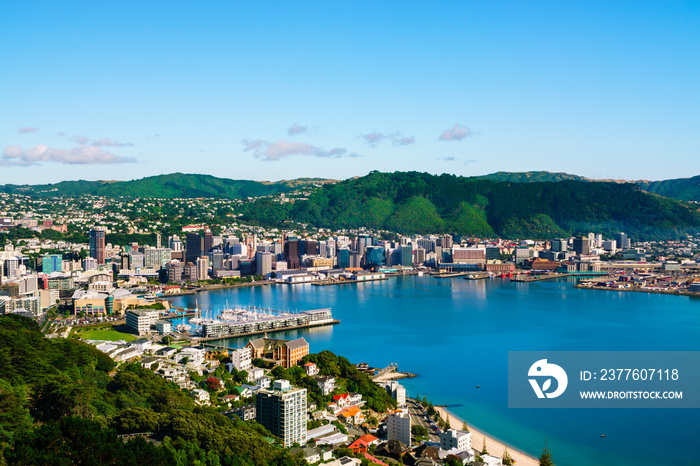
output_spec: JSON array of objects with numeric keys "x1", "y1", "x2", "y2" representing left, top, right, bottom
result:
[
  {"x1": 510, "y1": 273, "x2": 571, "y2": 282},
  {"x1": 196, "y1": 319, "x2": 340, "y2": 344},
  {"x1": 312, "y1": 277, "x2": 388, "y2": 286},
  {"x1": 463, "y1": 273, "x2": 491, "y2": 280}
]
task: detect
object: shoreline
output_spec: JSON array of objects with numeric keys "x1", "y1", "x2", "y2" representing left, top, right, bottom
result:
[{"x1": 435, "y1": 406, "x2": 539, "y2": 466}]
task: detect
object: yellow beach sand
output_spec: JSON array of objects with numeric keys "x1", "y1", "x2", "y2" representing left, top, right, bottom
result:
[{"x1": 436, "y1": 406, "x2": 539, "y2": 466}]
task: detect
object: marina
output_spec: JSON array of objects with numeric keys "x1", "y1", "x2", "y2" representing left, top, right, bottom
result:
[{"x1": 169, "y1": 303, "x2": 337, "y2": 340}]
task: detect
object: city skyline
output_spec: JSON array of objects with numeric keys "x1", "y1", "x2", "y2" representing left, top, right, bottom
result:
[{"x1": 2, "y1": 2, "x2": 699, "y2": 184}]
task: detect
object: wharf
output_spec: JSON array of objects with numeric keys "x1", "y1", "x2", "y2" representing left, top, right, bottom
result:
[
  {"x1": 312, "y1": 277, "x2": 388, "y2": 286},
  {"x1": 510, "y1": 273, "x2": 571, "y2": 282},
  {"x1": 433, "y1": 271, "x2": 473, "y2": 278},
  {"x1": 463, "y1": 273, "x2": 490, "y2": 280},
  {"x1": 196, "y1": 319, "x2": 340, "y2": 344}
]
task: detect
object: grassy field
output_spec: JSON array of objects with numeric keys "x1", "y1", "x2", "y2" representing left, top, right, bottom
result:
[{"x1": 76, "y1": 327, "x2": 138, "y2": 342}]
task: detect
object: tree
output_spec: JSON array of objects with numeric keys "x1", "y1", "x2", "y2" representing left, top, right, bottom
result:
[
  {"x1": 482, "y1": 437, "x2": 488, "y2": 455},
  {"x1": 539, "y1": 440, "x2": 555, "y2": 466},
  {"x1": 502, "y1": 446, "x2": 514, "y2": 465},
  {"x1": 462, "y1": 421, "x2": 469, "y2": 432}
]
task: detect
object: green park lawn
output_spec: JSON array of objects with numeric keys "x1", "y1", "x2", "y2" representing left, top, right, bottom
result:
[{"x1": 77, "y1": 327, "x2": 138, "y2": 342}]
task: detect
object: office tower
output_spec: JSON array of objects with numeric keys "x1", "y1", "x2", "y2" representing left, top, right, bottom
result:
[
  {"x1": 400, "y1": 245, "x2": 413, "y2": 266},
  {"x1": 144, "y1": 248, "x2": 173, "y2": 268},
  {"x1": 203, "y1": 231, "x2": 214, "y2": 255},
  {"x1": 256, "y1": 251, "x2": 273, "y2": 277},
  {"x1": 551, "y1": 238, "x2": 568, "y2": 253},
  {"x1": 255, "y1": 380, "x2": 307, "y2": 447},
  {"x1": 41, "y1": 254, "x2": 62, "y2": 274},
  {"x1": 337, "y1": 248, "x2": 350, "y2": 269},
  {"x1": 83, "y1": 257, "x2": 97, "y2": 272},
  {"x1": 441, "y1": 234, "x2": 453, "y2": 249},
  {"x1": 615, "y1": 232, "x2": 631, "y2": 250},
  {"x1": 210, "y1": 252, "x2": 224, "y2": 271},
  {"x1": 305, "y1": 240, "x2": 318, "y2": 256},
  {"x1": 156, "y1": 233, "x2": 161, "y2": 248},
  {"x1": 185, "y1": 233, "x2": 202, "y2": 264},
  {"x1": 573, "y1": 236, "x2": 591, "y2": 255},
  {"x1": 169, "y1": 235, "x2": 183, "y2": 251},
  {"x1": 89, "y1": 228, "x2": 106, "y2": 264}
]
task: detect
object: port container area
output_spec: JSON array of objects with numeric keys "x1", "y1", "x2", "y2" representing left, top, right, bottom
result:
[{"x1": 197, "y1": 308, "x2": 336, "y2": 339}]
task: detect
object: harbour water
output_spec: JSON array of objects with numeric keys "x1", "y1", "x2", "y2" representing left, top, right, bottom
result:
[{"x1": 169, "y1": 276, "x2": 700, "y2": 466}]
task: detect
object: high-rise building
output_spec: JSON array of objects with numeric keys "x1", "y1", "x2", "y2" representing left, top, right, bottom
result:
[
  {"x1": 41, "y1": 254, "x2": 62, "y2": 274},
  {"x1": 441, "y1": 235, "x2": 453, "y2": 249},
  {"x1": 196, "y1": 256, "x2": 209, "y2": 281},
  {"x1": 615, "y1": 232, "x2": 631, "y2": 250},
  {"x1": 551, "y1": 239, "x2": 568, "y2": 253},
  {"x1": 203, "y1": 231, "x2": 214, "y2": 255},
  {"x1": 89, "y1": 228, "x2": 106, "y2": 265},
  {"x1": 256, "y1": 251, "x2": 273, "y2": 277},
  {"x1": 255, "y1": 380, "x2": 307, "y2": 447},
  {"x1": 144, "y1": 248, "x2": 173, "y2": 268},
  {"x1": 400, "y1": 246, "x2": 413, "y2": 266},
  {"x1": 337, "y1": 248, "x2": 350, "y2": 269},
  {"x1": 185, "y1": 233, "x2": 202, "y2": 264},
  {"x1": 572, "y1": 236, "x2": 591, "y2": 255},
  {"x1": 387, "y1": 409, "x2": 411, "y2": 446}
]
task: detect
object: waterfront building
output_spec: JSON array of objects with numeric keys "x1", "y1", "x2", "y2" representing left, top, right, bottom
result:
[
  {"x1": 385, "y1": 381, "x2": 406, "y2": 407},
  {"x1": 452, "y1": 247, "x2": 486, "y2": 264},
  {"x1": 255, "y1": 380, "x2": 307, "y2": 447},
  {"x1": 89, "y1": 228, "x2": 106, "y2": 264},
  {"x1": 256, "y1": 251, "x2": 273, "y2": 277},
  {"x1": 400, "y1": 246, "x2": 413, "y2": 266},
  {"x1": 196, "y1": 256, "x2": 209, "y2": 281},
  {"x1": 155, "y1": 320, "x2": 172, "y2": 334},
  {"x1": 387, "y1": 409, "x2": 411, "y2": 446},
  {"x1": 337, "y1": 248, "x2": 350, "y2": 269},
  {"x1": 125, "y1": 309, "x2": 160, "y2": 335},
  {"x1": 440, "y1": 429, "x2": 472, "y2": 451}
]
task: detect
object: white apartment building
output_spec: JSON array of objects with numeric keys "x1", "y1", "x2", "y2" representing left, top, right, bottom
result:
[
  {"x1": 387, "y1": 408, "x2": 411, "y2": 446},
  {"x1": 230, "y1": 346, "x2": 252, "y2": 371},
  {"x1": 440, "y1": 429, "x2": 472, "y2": 451},
  {"x1": 256, "y1": 380, "x2": 307, "y2": 447}
]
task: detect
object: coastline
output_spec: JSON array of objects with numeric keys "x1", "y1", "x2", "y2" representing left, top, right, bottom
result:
[{"x1": 435, "y1": 406, "x2": 539, "y2": 466}]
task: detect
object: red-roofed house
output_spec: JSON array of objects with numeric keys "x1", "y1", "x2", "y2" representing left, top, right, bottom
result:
[
  {"x1": 362, "y1": 453, "x2": 388, "y2": 466},
  {"x1": 339, "y1": 406, "x2": 364, "y2": 425},
  {"x1": 348, "y1": 438, "x2": 369, "y2": 454},
  {"x1": 332, "y1": 393, "x2": 349, "y2": 407},
  {"x1": 357, "y1": 434, "x2": 380, "y2": 447},
  {"x1": 303, "y1": 362, "x2": 319, "y2": 376}
]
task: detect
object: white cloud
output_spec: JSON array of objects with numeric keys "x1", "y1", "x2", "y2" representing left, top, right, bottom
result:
[
  {"x1": 91, "y1": 138, "x2": 134, "y2": 147},
  {"x1": 72, "y1": 135, "x2": 90, "y2": 145},
  {"x1": 438, "y1": 124, "x2": 473, "y2": 141},
  {"x1": 393, "y1": 136, "x2": 415, "y2": 146},
  {"x1": 287, "y1": 123, "x2": 308, "y2": 136},
  {"x1": 1, "y1": 144, "x2": 136, "y2": 166},
  {"x1": 18, "y1": 127, "x2": 39, "y2": 134},
  {"x1": 362, "y1": 131, "x2": 415, "y2": 148},
  {"x1": 242, "y1": 139, "x2": 358, "y2": 161}
]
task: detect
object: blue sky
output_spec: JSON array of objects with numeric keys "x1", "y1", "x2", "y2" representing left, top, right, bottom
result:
[{"x1": 1, "y1": 1, "x2": 698, "y2": 184}]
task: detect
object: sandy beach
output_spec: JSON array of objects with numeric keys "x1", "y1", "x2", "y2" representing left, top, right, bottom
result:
[{"x1": 436, "y1": 406, "x2": 539, "y2": 466}]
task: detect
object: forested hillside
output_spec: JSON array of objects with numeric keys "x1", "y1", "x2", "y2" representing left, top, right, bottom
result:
[
  {"x1": 0, "y1": 315, "x2": 301, "y2": 466},
  {"x1": 240, "y1": 171, "x2": 700, "y2": 240},
  {"x1": 0, "y1": 173, "x2": 328, "y2": 199}
]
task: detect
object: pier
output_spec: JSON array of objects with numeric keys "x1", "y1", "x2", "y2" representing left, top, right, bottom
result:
[{"x1": 197, "y1": 319, "x2": 340, "y2": 344}]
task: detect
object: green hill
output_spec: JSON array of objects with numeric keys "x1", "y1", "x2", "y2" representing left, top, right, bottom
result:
[
  {"x1": 475, "y1": 171, "x2": 590, "y2": 183},
  {"x1": 635, "y1": 175, "x2": 700, "y2": 202},
  {"x1": 0, "y1": 173, "x2": 331, "y2": 199},
  {"x1": 240, "y1": 171, "x2": 700, "y2": 240},
  {"x1": 0, "y1": 314, "x2": 302, "y2": 465}
]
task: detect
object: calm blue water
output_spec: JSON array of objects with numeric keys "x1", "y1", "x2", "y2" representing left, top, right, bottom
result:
[{"x1": 169, "y1": 276, "x2": 700, "y2": 466}]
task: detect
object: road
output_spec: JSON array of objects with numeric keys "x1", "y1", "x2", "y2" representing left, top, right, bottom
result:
[{"x1": 406, "y1": 398, "x2": 440, "y2": 443}]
